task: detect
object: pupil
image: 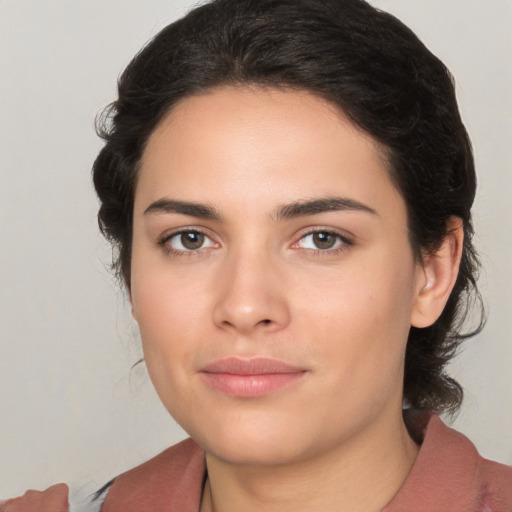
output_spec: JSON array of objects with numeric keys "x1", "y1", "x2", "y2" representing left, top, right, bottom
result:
[
  {"x1": 313, "y1": 232, "x2": 335, "y2": 249},
  {"x1": 181, "y1": 232, "x2": 204, "y2": 250}
]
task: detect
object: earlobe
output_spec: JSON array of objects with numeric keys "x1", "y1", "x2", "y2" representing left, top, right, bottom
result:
[{"x1": 411, "y1": 217, "x2": 464, "y2": 328}]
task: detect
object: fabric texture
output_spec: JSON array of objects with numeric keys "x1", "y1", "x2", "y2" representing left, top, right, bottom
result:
[
  {"x1": 2, "y1": 414, "x2": 512, "y2": 511},
  {"x1": 0, "y1": 484, "x2": 69, "y2": 512}
]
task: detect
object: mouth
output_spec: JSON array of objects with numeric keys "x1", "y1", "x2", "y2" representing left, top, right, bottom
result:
[{"x1": 199, "y1": 357, "x2": 308, "y2": 397}]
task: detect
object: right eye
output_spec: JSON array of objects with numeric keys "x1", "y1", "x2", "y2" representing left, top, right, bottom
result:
[{"x1": 163, "y1": 230, "x2": 216, "y2": 253}]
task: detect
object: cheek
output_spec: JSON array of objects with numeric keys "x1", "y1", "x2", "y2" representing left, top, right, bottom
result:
[
  {"x1": 130, "y1": 268, "x2": 209, "y2": 386},
  {"x1": 132, "y1": 283, "x2": 201, "y2": 421},
  {"x1": 297, "y1": 254, "x2": 416, "y2": 375},
  {"x1": 131, "y1": 257, "x2": 211, "y2": 334}
]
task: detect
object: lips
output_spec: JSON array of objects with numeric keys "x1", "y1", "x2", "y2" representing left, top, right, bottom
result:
[{"x1": 199, "y1": 357, "x2": 307, "y2": 397}]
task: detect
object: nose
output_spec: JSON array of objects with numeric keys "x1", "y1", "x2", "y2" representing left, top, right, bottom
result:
[{"x1": 212, "y1": 247, "x2": 291, "y2": 335}]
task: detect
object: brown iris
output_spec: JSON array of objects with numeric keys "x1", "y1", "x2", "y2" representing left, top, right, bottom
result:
[
  {"x1": 180, "y1": 232, "x2": 205, "y2": 250},
  {"x1": 312, "y1": 232, "x2": 338, "y2": 250}
]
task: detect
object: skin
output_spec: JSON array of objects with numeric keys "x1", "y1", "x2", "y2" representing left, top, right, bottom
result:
[{"x1": 130, "y1": 86, "x2": 462, "y2": 512}]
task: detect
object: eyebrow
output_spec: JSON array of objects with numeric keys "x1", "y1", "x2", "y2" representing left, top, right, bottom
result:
[
  {"x1": 144, "y1": 198, "x2": 223, "y2": 221},
  {"x1": 143, "y1": 196, "x2": 377, "y2": 221},
  {"x1": 274, "y1": 197, "x2": 377, "y2": 220}
]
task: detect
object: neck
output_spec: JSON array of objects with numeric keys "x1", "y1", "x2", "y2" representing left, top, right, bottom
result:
[{"x1": 200, "y1": 409, "x2": 419, "y2": 512}]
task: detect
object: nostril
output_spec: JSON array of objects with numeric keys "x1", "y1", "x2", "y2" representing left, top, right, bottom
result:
[{"x1": 260, "y1": 319, "x2": 272, "y2": 325}]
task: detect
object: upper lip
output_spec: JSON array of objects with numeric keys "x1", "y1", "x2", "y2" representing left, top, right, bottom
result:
[{"x1": 200, "y1": 357, "x2": 305, "y2": 375}]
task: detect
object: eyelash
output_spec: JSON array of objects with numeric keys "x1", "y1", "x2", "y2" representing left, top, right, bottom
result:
[
  {"x1": 158, "y1": 228, "x2": 353, "y2": 257},
  {"x1": 158, "y1": 229, "x2": 215, "y2": 258},
  {"x1": 294, "y1": 229, "x2": 353, "y2": 256}
]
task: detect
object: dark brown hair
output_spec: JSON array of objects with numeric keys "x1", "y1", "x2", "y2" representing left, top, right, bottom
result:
[{"x1": 93, "y1": 0, "x2": 483, "y2": 415}]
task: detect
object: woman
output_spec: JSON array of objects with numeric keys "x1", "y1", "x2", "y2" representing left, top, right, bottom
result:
[{"x1": 2, "y1": 0, "x2": 511, "y2": 510}]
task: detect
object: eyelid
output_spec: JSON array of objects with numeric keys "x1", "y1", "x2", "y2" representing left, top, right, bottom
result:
[
  {"x1": 156, "y1": 225, "x2": 353, "y2": 256},
  {"x1": 158, "y1": 226, "x2": 219, "y2": 254},
  {"x1": 291, "y1": 227, "x2": 354, "y2": 251}
]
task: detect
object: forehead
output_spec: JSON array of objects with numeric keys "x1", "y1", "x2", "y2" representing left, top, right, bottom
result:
[{"x1": 136, "y1": 86, "x2": 400, "y2": 217}]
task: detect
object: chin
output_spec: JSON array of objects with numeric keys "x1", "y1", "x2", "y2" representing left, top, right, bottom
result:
[
  {"x1": 182, "y1": 410, "x2": 327, "y2": 467},
  {"x1": 204, "y1": 434, "x2": 309, "y2": 467}
]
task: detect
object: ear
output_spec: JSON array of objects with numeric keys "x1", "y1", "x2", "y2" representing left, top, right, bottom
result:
[{"x1": 411, "y1": 217, "x2": 464, "y2": 328}]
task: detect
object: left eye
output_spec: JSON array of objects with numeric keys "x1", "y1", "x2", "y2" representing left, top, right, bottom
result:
[
  {"x1": 298, "y1": 231, "x2": 345, "y2": 250},
  {"x1": 166, "y1": 231, "x2": 215, "y2": 252}
]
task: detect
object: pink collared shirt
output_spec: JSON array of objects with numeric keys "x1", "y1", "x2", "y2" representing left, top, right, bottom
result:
[{"x1": 3, "y1": 414, "x2": 512, "y2": 511}]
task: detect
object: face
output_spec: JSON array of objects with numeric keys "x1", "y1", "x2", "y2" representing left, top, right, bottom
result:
[{"x1": 131, "y1": 87, "x2": 424, "y2": 466}]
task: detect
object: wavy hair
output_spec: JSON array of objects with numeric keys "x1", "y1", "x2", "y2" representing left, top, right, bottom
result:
[{"x1": 93, "y1": 0, "x2": 484, "y2": 415}]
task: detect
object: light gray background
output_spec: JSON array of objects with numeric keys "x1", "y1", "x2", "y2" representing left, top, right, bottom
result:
[{"x1": 1, "y1": 0, "x2": 511, "y2": 502}]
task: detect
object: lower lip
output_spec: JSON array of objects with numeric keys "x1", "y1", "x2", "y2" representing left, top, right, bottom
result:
[{"x1": 200, "y1": 372, "x2": 306, "y2": 397}]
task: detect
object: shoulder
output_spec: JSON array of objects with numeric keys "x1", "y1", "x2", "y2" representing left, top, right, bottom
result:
[
  {"x1": 385, "y1": 412, "x2": 512, "y2": 511},
  {"x1": 476, "y1": 456, "x2": 512, "y2": 511},
  {"x1": 0, "y1": 484, "x2": 69, "y2": 512},
  {"x1": 0, "y1": 440, "x2": 204, "y2": 512},
  {"x1": 100, "y1": 438, "x2": 205, "y2": 512}
]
